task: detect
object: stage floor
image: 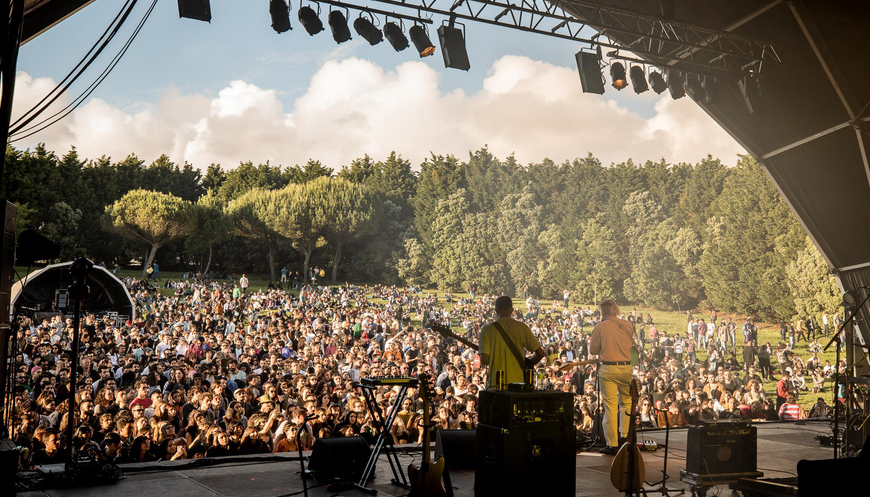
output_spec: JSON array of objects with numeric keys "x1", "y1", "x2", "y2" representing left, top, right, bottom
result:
[{"x1": 23, "y1": 422, "x2": 835, "y2": 497}]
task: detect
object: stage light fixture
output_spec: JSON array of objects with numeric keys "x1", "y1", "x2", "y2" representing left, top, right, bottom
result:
[
  {"x1": 353, "y1": 16, "x2": 383, "y2": 45},
  {"x1": 299, "y1": 5, "x2": 324, "y2": 36},
  {"x1": 328, "y1": 10, "x2": 352, "y2": 43},
  {"x1": 701, "y1": 77, "x2": 719, "y2": 104},
  {"x1": 575, "y1": 50, "x2": 604, "y2": 94},
  {"x1": 648, "y1": 71, "x2": 667, "y2": 94},
  {"x1": 177, "y1": 0, "x2": 211, "y2": 22},
  {"x1": 383, "y1": 22, "x2": 409, "y2": 52},
  {"x1": 409, "y1": 25, "x2": 436, "y2": 57},
  {"x1": 437, "y1": 19, "x2": 470, "y2": 71},
  {"x1": 610, "y1": 62, "x2": 627, "y2": 90},
  {"x1": 738, "y1": 75, "x2": 764, "y2": 114},
  {"x1": 629, "y1": 66, "x2": 648, "y2": 94},
  {"x1": 666, "y1": 71, "x2": 685, "y2": 99},
  {"x1": 269, "y1": 0, "x2": 291, "y2": 33},
  {"x1": 685, "y1": 75, "x2": 707, "y2": 102}
]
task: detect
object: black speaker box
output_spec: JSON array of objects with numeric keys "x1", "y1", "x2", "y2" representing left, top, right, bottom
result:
[
  {"x1": 798, "y1": 457, "x2": 869, "y2": 496},
  {"x1": 307, "y1": 437, "x2": 372, "y2": 483},
  {"x1": 177, "y1": 0, "x2": 211, "y2": 22},
  {"x1": 435, "y1": 429, "x2": 475, "y2": 470},
  {"x1": 685, "y1": 423, "x2": 757, "y2": 475},
  {"x1": 475, "y1": 422, "x2": 575, "y2": 496},
  {"x1": 479, "y1": 389, "x2": 573, "y2": 429},
  {"x1": 576, "y1": 50, "x2": 605, "y2": 94},
  {"x1": 437, "y1": 25, "x2": 470, "y2": 71}
]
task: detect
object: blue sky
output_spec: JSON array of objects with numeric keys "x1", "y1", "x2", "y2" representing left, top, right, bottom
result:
[{"x1": 12, "y1": 0, "x2": 742, "y2": 169}]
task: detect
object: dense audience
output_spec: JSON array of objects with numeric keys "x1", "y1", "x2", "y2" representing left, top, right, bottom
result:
[{"x1": 7, "y1": 274, "x2": 836, "y2": 468}]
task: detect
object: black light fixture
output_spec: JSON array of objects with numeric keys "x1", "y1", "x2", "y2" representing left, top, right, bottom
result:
[
  {"x1": 298, "y1": 5, "x2": 324, "y2": 36},
  {"x1": 685, "y1": 75, "x2": 707, "y2": 102},
  {"x1": 610, "y1": 62, "x2": 627, "y2": 90},
  {"x1": 575, "y1": 49, "x2": 604, "y2": 94},
  {"x1": 648, "y1": 70, "x2": 667, "y2": 94},
  {"x1": 738, "y1": 74, "x2": 764, "y2": 114},
  {"x1": 353, "y1": 15, "x2": 383, "y2": 45},
  {"x1": 177, "y1": 0, "x2": 211, "y2": 22},
  {"x1": 409, "y1": 25, "x2": 435, "y2": 57},
  {"x1": 629, "y1": 65, "x2": 648, "y2": 94},
  {"x1": 328, "y1": 10, "x2": 351, "y2": 43},
  {"x1": 437, "y1": 18, "x2": 470, "y2": 71},
  {"x1": 701, "y1": 76, "x2": 719, "y2": 104},
  {"x1": 269, "y1": 0, "x2": 291, "y2": 33},
  {"x1": 666, "y1": 70, "x2": 685, "y2": 99},
  {"x1": 383, "y1": 21, "x2": 409, "y2": 52}
]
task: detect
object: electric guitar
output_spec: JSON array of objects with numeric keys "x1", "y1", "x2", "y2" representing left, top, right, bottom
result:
[
  {"x1": 610, "y1": 378, "x2": 645, "y2": 495},
  {"x1": 407, "y1": 372, "x2": 448, "y2": 497},
  {"x1": 430, "y1": 323, "x2": 478, "y2": 350}
]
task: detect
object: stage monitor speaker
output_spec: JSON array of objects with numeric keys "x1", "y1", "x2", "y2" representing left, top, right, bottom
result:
[
  {"x1": 797, "y1": 457, "x2": 869, "y2": 496},
  {"x1": 685, "y1": 423, "x2": 757, "y2": 476},
  {"x1": 0, "y1": 439, "x2": 18, "y2": 495},
  {"x1": 307, "y1": 437, "x2": 372, "y2": 483},
  {"x1": 435, "y1": 429, "x2": 475, "y2": 470},
  {"x1": 177, "y1": 0, "x2": 212, "y2": 22}
]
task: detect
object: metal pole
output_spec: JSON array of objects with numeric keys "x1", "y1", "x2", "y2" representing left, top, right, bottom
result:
[
  {"x1": 0, "y1": 0, "x2": 27, "y2": 185},
  {"x1": 65, "y1": 297, "x2": 82, "y2": 469}
]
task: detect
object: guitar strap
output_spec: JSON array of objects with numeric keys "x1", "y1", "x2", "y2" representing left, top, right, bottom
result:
[{"x1": 491, "y1": 321, "x2": 526, "y2": 371}]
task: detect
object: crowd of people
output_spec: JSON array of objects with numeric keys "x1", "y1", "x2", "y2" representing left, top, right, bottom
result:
[{"x1": 6, "y1": 275, "x2": 837, "y2": 469}]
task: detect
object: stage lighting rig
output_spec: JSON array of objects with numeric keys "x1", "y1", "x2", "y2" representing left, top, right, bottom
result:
[
  {"x1": 328, "y1": 9, "x2": 352, "y2": 43},
  {"x1": 354, "y1": 14, "x2": 383, "y2": 45},
  {"x1": 648, "y1": 71, "x2": 667, "y2": 94},
  {"x1": 383, "y1": 21, "x2": 409, "y2": 51},
  {"x1": 299, "y1": 4, "x2": 324, "y2": 35},
  {"x1": 629, "y1": 65, "x2": 648, "y2": 94},
  {"x1": 610, "y1": 61, "x2": 627, "y2": 90},
  {"x1": 409, "y1": 24, "x2": 435, "y2": 57},
  {"x1": 666, "y1": 70, "x2": 685, "y2": 99},
  {"x1": 438, "y1": 18, "x2": 470, "y2": 71},
  {"x1": 269, "y1": 0, "x2": 292, "y2": 33}
]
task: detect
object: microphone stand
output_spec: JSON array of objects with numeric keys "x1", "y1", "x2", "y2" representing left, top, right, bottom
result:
[
  {"x1": 297, "y1": 414, "x2": 317, "y2": 497},
  {"x1": 643, "y1": 405, "x2": 684, "y2": 496},
  {"x1": 823, "y1": 290, "x2": 870, "y2": 459}
]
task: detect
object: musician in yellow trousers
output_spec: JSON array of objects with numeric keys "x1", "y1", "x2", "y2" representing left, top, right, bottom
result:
[{"x1": 590, "y1": 298, "x2": 635, "y2": 455}]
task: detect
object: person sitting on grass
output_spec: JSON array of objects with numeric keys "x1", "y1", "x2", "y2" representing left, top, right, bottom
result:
[{"x1": 778, "y1": 393, "x2": 805, "y2": 421}]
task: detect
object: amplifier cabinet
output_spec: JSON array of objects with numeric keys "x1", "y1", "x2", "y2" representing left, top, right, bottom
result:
[
  {"x1": 685, "y1": 423, "x2": 757, "y2": 476},
  {"x1": 479, "y1": 389, "x2": 573, "y2": 429}
]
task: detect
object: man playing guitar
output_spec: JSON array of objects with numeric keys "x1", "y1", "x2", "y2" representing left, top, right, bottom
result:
[
  {"x1": 479, "y1": 296, "x2": 546, "y2": 387},
  {"x1": 591, "y1": 298, "x2": 636, "y2": 455}
]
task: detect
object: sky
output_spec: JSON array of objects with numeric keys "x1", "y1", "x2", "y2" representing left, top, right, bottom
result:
[{"x1": 10, "y1": 0, "x2": 746, "y2": 171}]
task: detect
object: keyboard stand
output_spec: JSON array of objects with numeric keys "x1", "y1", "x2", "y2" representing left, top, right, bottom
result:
[{"x1": 354, "y1": 382, "x2": 412, "y2": 495}]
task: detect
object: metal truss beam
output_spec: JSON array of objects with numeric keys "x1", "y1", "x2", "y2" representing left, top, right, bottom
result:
[{"x1": 354, "y1": 0, "x2": 779, "y2": 75}]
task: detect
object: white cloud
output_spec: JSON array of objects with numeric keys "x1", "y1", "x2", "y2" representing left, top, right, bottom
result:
[{"x1": 10, "y1": 55, "x2": 745, "y2": 170}]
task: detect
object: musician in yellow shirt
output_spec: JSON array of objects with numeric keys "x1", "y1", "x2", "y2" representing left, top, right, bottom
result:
[{"x1": 479, "y1": 296, "x2": 545, "y2": 388}]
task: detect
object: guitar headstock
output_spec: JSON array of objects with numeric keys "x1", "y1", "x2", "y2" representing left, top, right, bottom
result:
[
  {"x1": 430, "y1": 323, "x2": 455, "y2": 339},
  {"x1": 417, "y1": 373, "x2": 434, "y2": 403},
  {"x1": 630, "y1": 378, "x2": 639, "y2": 402}
]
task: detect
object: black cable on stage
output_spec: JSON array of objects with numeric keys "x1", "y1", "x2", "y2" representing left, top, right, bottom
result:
[
  {"x1": 9, "y1": 0, "x2": 138, "y2": 134},
  {"x1": 10, "y1": 0, "x2": 159, "y2": 142}
]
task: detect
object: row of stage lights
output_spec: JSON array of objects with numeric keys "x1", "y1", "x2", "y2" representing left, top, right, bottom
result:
[
  {"x1": 576, "y1": 48, "x2": 764, "y2": 113},
  {"x1": 268, "y1": 0, "x2": 471, "y2": 70}
]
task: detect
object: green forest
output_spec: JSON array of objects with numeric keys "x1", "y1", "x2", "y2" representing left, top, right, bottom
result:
[{"x1": 2, "y1": 144, "x2": 840, "y2": 321}]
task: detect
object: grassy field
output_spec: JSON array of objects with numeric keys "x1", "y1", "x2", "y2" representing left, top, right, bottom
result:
[{"x1": 15, "y1": 266, "x2": 833, "y2": 409}]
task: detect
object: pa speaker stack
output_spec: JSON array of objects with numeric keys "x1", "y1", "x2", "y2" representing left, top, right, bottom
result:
[{"x1": 307, "y1": 437, "x2": 372, "y2": 483}]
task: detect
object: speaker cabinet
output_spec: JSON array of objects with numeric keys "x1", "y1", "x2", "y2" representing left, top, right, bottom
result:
[
  {"x1": 307, "y1": 437, "x2": 372, "y2": 483},
  {"x1": 575, "y1": 50, "x2": 605, "y2": 94},
  {"x1": 177, "y1": 0, "x2": 211, "y2": 22},
  {"x1": 685, "y1": 423, "x2": 757, "y2": 475},
  {"x1": 435, "y1": 429, "x2": 475, "y2": 470},
  {"x1": 475, "y1": 423, "x2": 575, "y2": 496},
  {"x1": 437, "y1": 24, "x2": 470, "y2": 71}
]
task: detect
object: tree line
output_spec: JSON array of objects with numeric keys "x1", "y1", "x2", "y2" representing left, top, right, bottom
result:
[{"x1": 3, "y1": 144, "x2": 840, "y2": 321}]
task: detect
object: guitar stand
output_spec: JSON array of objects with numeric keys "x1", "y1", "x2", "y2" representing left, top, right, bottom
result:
[{"x1": 355, "y1": 383, "x2": 413, "y2": 495}]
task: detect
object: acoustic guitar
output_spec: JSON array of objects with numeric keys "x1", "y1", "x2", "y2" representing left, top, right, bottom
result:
[
  {"x1": 610, "y1": 378, "x2": 645, "y2": 496},
  {"x1": 407, "y1": 372, "x2": 448, "y2": 497}
]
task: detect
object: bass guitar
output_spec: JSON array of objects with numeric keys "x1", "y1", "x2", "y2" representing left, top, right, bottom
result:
[
  {"x1": 407, "y1": 372, "x2": 448, "y2": 497},
  {"x1": 610, "y1": 378, "x2": 645, "y2": 496},
  {"x1": 430, "y1": 323, "x2": 478, "y2": 349}
]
